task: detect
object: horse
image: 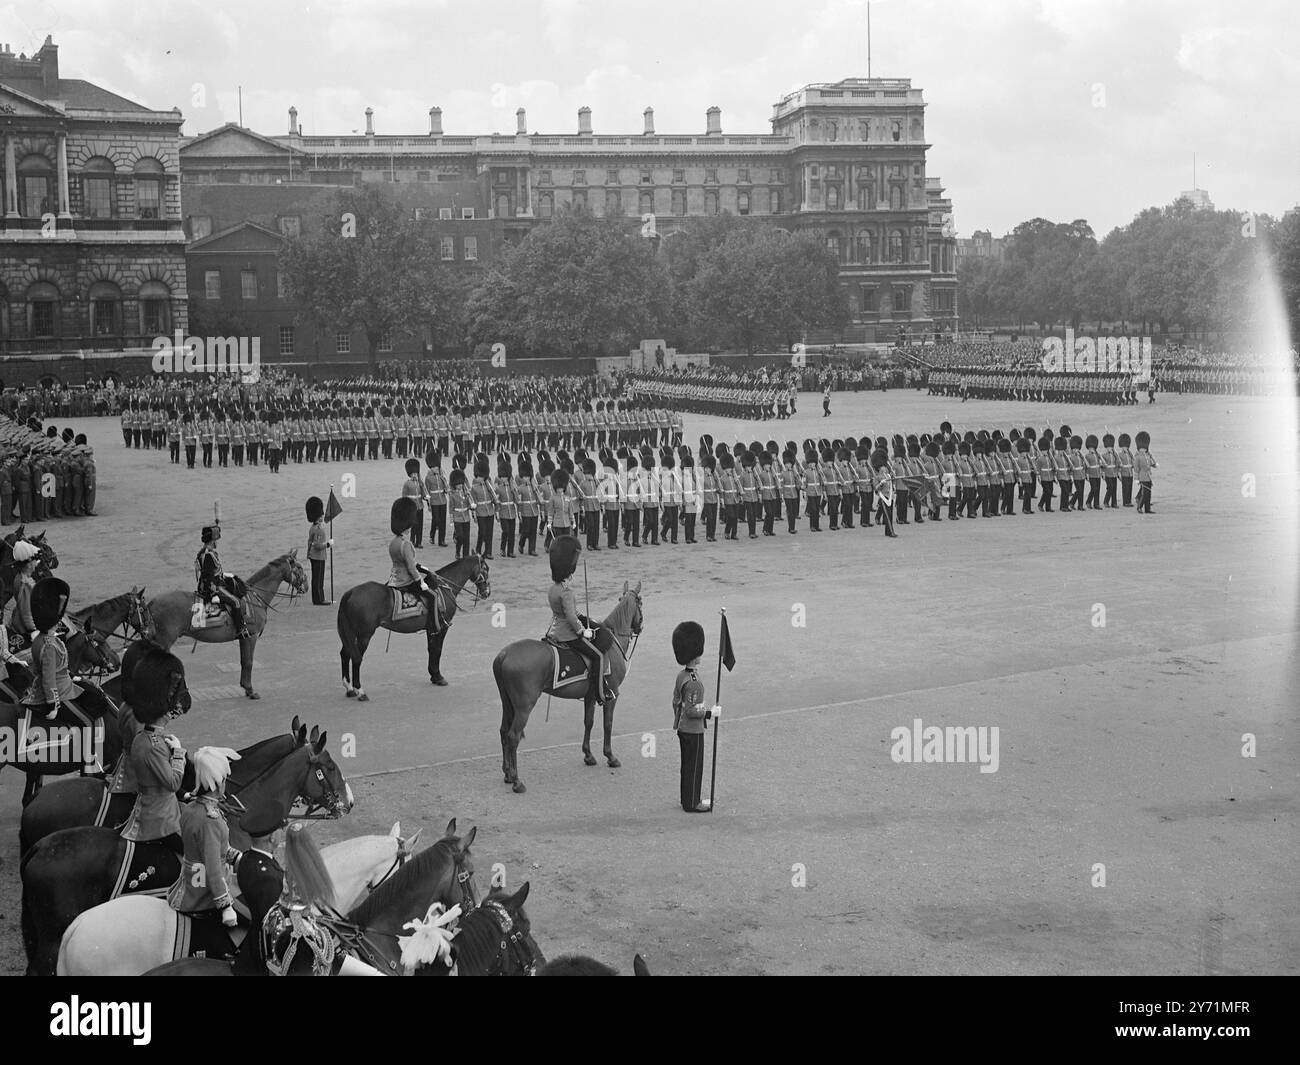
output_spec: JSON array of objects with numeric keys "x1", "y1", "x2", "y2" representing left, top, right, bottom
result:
[
  {"x1": 0, "y1": 629, "x2": 122, "y2": 807},
  {"x1": 140, "y1": 818, "x2": 485, "y2": 976},
  {"x1": 69, "y1": 587, "x2": 156, "y2": 664},
  {"x1": 0, "y1": 527, "x2": 59, "y2": 614},
  {"x1": 539, "y1": 953, "x2": 653, "y2": 976},
  {"x1": 20, "y1": 728, "x2": 351, "y2": 975},
  {"x1": 19, "y1": 716, "x2": 311, "y2": 855},
  {"x1": 56, "y1": 822, "x2": 425, "y2": 976},
  {"x1": 336, "y1": 553, "x2": 491, "y2": 699},
  {"x1": 148, "y1": 549, "x2": 308, "y2": 699},
  {"x1": 492, "y1": 580, "x2": 643, "y2": 793}
]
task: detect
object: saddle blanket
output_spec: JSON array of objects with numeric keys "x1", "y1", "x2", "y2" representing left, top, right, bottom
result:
[
  {"x1": 111, "y1": 840, "x2": 180, "y2": 900},
  {"x1": 17, "y1": 704, "x2": 102, "y2": 767},
  {"x1": 546, "y1": 642, "x2": 611, "y2": 691},
  {"x1": 389, "y1": 586, "x2": 449, "y2": 624}
]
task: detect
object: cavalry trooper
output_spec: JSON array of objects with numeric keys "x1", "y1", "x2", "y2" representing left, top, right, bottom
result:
[{"x1": 546, "y1": 535, "x2": 615, "y2": 706}]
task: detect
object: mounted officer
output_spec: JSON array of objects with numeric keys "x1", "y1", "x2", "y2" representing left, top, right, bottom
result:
[
  {"x1": 545, "y1": 534, "x2": 616, "y2": 706},
  {"x1": 196, "y1": 524, "x2": 249, "y2": 639}
]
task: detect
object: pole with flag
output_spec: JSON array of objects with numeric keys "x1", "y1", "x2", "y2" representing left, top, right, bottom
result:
[
  {"x1": 709, "y1": 607, "x2": 736, "y2": 812},
  {"x1": 324, "y1": 485, "x2": 343, "y2": 602}
]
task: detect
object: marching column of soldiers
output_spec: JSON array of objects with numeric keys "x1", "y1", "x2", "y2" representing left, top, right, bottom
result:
[
  {"x1": 0, "y1": 415, "x2": 99, "y2": 524},
  {"x1": 628, "y1": 370, "x2": 798, "y2": 420},
  {"x1": 928, "y1": 368, "x2": 1143, "y2": 404},
  {"x1": 399, "y1": 417, "x2": 1154, "y2": 560}
]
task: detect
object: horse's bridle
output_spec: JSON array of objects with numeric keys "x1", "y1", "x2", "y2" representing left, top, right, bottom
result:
[
  {"x1": 454, "y1": 848, "x2": 479, "y2": 915},
  {"x1": 481, "y1": 899, "x2": 541, "y2": 977},
  {"x1": 612, "y1": 591, "x2": 644, "y2": 663},
  {"x1": 291, "y1": 764, "x2": 347, "y2": 819}
]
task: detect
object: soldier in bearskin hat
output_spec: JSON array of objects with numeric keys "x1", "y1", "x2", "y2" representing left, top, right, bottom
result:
[
  {"x1": 120, "y1": 649, "x2": 192, "y2": 853},
  {"x1": 546, "y1": 534, "x2": 615, "y2": 705},
  {"x1": 470, "y1": 455, "x2": 498, "y2": 558},
  {"x1": 640, "y1": 447, "x2": 661, "y2": 546},
  {"x1": 424, "y1": 449, "x2": 450, "y2": 548},
  {"x1": 496, "y1": 453, "x2": 519, "y2": 558},
  {"x1": 659, "y1": 448, "x2": 680, "y2": 545},
  {"x1": 1133, "y1": 430, "x2": 1156, "y2": 514},
  {"x1": 403, "y1": 457, "x2": 427, "y2": 548},
  {"x1": 196, "y1": 523, "x2": 250, "y2": 638},
  {"x1": 871, "y1": 449, "x2": 898, "y2": 537},
  {"x1": 780, "y1": 448, "x2": 802, "y2": 534},
  {"x1": 717, "y1": 450, "x2": 740, "y2": 540},
  {"x1": 1100, "y1": 433, "x2": 1119, "y2": 508},
  {"x1": 672, "y1": 620, "x2": 717, "y2": 813},
  {"x1": 802, "y1": 444, "x2": 823, "y2": 531},
  {"x1": 1117, "y1": 432, "x2": 1135, "y2": 506},
  {"x1": 700, "y1": 452, "x2": 719, "y2": 542},
  {"x1": 1084, "y1": 434, "x2": 1103, "y2": 510},
  {"x1": 305, "y1": 496, "x2": 331, "y2": 605},
  {"x1": 449, "y1": 465, "x2": 472, "y2": 557},
  {"x1": 599, "y1": 450, "x2": 622, "y2": 549},
  {"x1": 387, "y1": 497, "x2": 443, "y2": 636}
]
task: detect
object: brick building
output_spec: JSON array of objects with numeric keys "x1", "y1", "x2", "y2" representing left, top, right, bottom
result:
[
  {"x1": 181, "y1": 76, "x2": 958, "y2": 361},
  {"x1": 0, "y1": 37, "x2": 187, "y2": 386}
]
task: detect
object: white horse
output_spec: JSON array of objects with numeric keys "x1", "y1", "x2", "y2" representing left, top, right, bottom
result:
[{"x1": 56, "y1": 823, "x2": 422, "y2": 977}]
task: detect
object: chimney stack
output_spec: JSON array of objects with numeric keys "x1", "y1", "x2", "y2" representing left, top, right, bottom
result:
[
  {"x1": 578, "y1": 106, "x2": 592, "y2": 135},
  {"x1": 706, "y1": 106, "x2": 721, "y2": 135},
  {"x1": 643, "y1": 107, "x2": 655, "y2": 135},
  {"x1": 288, "y1": 106, "x2": 298, "y2": 135},
  {"x1": 429, "y1": 107, "x2": 443, "y2": 136},
  {"x1": 38, "y1": 34, "x2": 58, "y2": 93},
  {"x1": 516, "y1": 107, "x2": 527, "y2": 135},
  {"x1": 365, "y1": 108, "x2": 374, "y2": 136}
]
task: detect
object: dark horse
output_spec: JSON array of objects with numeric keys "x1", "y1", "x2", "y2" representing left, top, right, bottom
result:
[
  {"x1": 0, "y1": 629, "x2": 122, "y2": 806},
  {"x1": 336, "y1": 553, "x2": 491, "y2": 699},
  {"x1": 142, "y1": 818, "x2": 490, "y2": 976},
  {"x1": 69, "y1": 587, "x2": 156, "y2": 662},
  {"x1": 19, "y1": 716, "x2": 314, "y2": 855},
  {"x1": 20, "y1": 728, "x2": 351, "y2": 975},
  {"x1": 0, "y1": 527, "x2": 58, "y2": 614},
  {"x1": 540, "y1": 953, "x2": 653, "y2": 976},
  {"x1": 148, "y1": 550, "x2": 308, "y2": 700},
  {"x1": 492, "y1": 581, "x2": 642, "y2": 793}
]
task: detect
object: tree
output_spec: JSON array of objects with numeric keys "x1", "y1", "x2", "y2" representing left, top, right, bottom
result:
[{"x1": 279, "y1": 185, "x2": 463, "y2": 367}]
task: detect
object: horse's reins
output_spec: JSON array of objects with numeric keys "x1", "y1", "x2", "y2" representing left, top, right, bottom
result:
[{"x1": 291, "y1": 764, "x2": 347, "y2": 819}]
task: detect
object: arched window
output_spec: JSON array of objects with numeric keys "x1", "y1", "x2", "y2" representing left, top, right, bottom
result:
[
  {"x1": 858, "y1": 182, "x2": 875, "y2": 211},
  {"x1": 857, "y1": 232, "x2": 874, "y2": 264},
  {"x1": 134, "y1": 157, "x2": 164, "y2": 219},
  {"x1": 826, "y1": 185, "x2": 840, "y2": 210},
  {"x1": 889, "y1": 185, "x2": 903, "y2": 211},
  {"x1": 495, "y1": 192, "x2": 512, "y2": 218},
  {"x1": 826, "y1": 231, "x2": 843, "y2": 263},
  {"x1": 19, "y1": 154, "x2": 54, "y2": 218},
  {"x1": 27, "y1": 281, "x2": 61, "y2": 338},
  {"x1": 888, "y1": 230, "x2": 904, "y2": 263},
  {"x1": 538, "y1": 192, "x2": 554, "y2": 218},
  {"x1": 88, "y1": 280, "x2": 123, "y2": 337},
  {"x1": 81, "y1": 156, "x2": 115, "y2": 219},
  {"x1": 827, "y1": 121, "x2": 838, "y2": 142},
  {"x1": 138, "y1": 279, "x2": 171, "y2": 336},
  {"x1": 809, "y1": 119, "x2": 820, "y2": 141}
]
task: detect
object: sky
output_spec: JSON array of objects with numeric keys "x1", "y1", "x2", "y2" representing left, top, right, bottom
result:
[{"x1": 3, "y1": 0, "x2": 1297, "y2": 238}]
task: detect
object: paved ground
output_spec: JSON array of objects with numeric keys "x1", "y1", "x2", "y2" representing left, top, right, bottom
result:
[{"x1": 1, "y1": 387, "x2": 1297, "y2": 975}]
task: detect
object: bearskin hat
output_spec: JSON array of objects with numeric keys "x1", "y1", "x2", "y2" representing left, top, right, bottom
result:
[
  {"x1": 472, "y1": 456, "x2": 490, "y2": 480},
  {"x1": 499, "y1": 455, "x2": 514, "y2": 479},
  {"x1": 31, "y1": 577, "x2": 70, "y2": 633},
  {"x1": 870, "y1": 448, "x2": 889, "y2": 470},
  {"x1": 538, "y1": 455, "x2": 555, "y2": 478},
  {"x1": 405, "y1": 458, "x2": 421, "y2": 477},
  {"x1": 714, "y1": 442, "x2": 729, "y2": 461},
  {"x1": 1135, "y1": 431, "x2": 1150, "y2": 449},
  {"x1": 856, "y1": 446, "x2": 871, "y2": 463},
  {"x1": 518, "y1": 453, "x2": 533, "y2": 478},
  {"x1": 998, "y1": 437, "x2": 1012, "y2": 453},
  {"x1": 75, "y1": 433, "x2": 88, "y2": 445},
  {"x1": 844, "y1": 436, "x2": 859, "y2": 451},
  {"x1": 907, "y1": 441, "x2": 921, "y2": 458},
  {"x1": 925, "y1": 441, "x2": 941, "y2": 458},
  {"x1": 1059, "y1": 424, "x2": 1072, "y2": 439},
  {"x1": 1055, "y1": 437, "x2": 1069, "y2": 452},
  {"x1": 786, "y1": 441, "x2": 798, "y2": 454},
  {"x1": 625, "y1": 453, "x2": 638, "y2": 471},
  {"x1": 699, "y1": 433, "x2": 714, "y2": 455},
  {"x1": 701, "y1": 454, "x2": 716, "y2": 471},
  {"x1": 305, "y1": 496, "x2": 324, "y2": 522},
  {"x1": 1017, "y1": 438, "x2": 1031, "y2": 453},
  {"x1": 391, "y1": 497, "x2": 418, "y2": 535},
  {"x1": 1009, "y1": 428, "x2": 1021, "y2": 442},
  {"x1": 767, "y1": 440, "x2": 780, "y2": 456},
  {"x1": 1040, "y1": 428, "x2": 1054, "y2": 445},
  {"x1": 549, "y1": 533, "x2": 581, "y2": 583},
  {"x1": 130, "y1": 649, "x2": 191, "y2": 724},
  {"x1": 662, "y1": 450, "x2": 675, "y2": 470},
  {"x1": 749, "y1": 441, "x2": 763, "y2": 456},
  {"x1": 759, "y1": 450, "x2": 774, "y2": 467},
  {"x1": 672, "y1": 620, "x2": 706, "y2": 666},
  {"x1": 1102, "y1": 433, "x2": 1115, "y2": 447},
  {"x1": 551, "y1": 467, "x2": 570, "y2": 491},
  {"x1": 1118, "y1": 433, "x2": 1132, "y2": 448},
  {"x1": 742, "y1": 451, "x2": 757, "y2": 469},
  {"x1": 681, "y1": 452, "x2": 695, "y2": 469},
  {"x1": 720, "y1": 452, "x2": 735, "y2": 471},
  {"x1": 831, "y1": 438, "x2": 844, "y2": 452},
  {"x1": 1085, "y1": 434, "x2": 1099, "y2": 450},
  {"x1": 942, "y1": 439, "x2": 956, "y2": 455},
  {"x1": 874, "y1": 436, "x2": 888, "y2": 452},
  {"x1": 451, "y1": 468, "x2": 467, "y2": 489},
  {"x1": 958, "y1": 441, "x2": 971, "y2": 456},
  {"x1": 940, "y1": 420, "x2": 953, "y2": 435},
  {"x1": 1071, "y1": 435, "x2": 1083, "y2": 449},
  {"x1": 642, "y1": 450, "x2": 657, "y2": 471}
]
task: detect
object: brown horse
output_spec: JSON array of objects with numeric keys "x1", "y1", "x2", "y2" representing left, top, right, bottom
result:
[
  {"x1": 492, "y1": 581, "x2": 642, "y2": 793},
  {"x1": 148, "y1": 550, "x2": 308, "y2": 699},
  {"x1": 0, "y1": 629, "x2": 122, "y2": 806},
  {"x1": 335, "y1": 553, "x2": 490, "y2": 699}
]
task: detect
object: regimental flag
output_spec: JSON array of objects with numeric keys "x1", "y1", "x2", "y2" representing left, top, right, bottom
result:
[
  {"x1": 324, "y1": 489, "x2": 343, "y2": 523},
  {"x1": 719, "y1": 612, "x2": 736, "y2": 673}
]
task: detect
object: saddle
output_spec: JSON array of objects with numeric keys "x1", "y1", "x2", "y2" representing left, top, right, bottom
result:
[
  {"x1": 15, "y1": 701, "x2": 105, "y2": 769},
  {"x1": 194, "y1": 576, "x2": 250, "y2": 624},
  {"x1": 389, "y1": 585, "x2": 449, "y2": 629},
  {"x1": 110, "y1": 840, "x2": 181, "y2": 900},
  {"x1": 543, "y1": 619, "x2": 612, "y2": 691}
]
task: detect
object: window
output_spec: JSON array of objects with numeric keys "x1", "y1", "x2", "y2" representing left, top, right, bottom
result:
[
  {"x1": 827, "y1": 121, "x2": 838, "y2": 142},
  {"x1": 81, "y1": 157, "x2": 114, "y2": 219},
  {"x1": 810, "y1": 165, "x2": 819, "y2": 177},
  {"x1": 891, "y1": 120, "x2": 902, "y2": 142},
  {"x1": 858, "y1": 184, "x2": 875, "y2": 211},
  {"x1": 464, "y1": 236, "x2": 478, "y2": 260},
  {"x1": 92, "y1": 300, "x2": 119, "y2": 335},
  {"x1": 769, "y1": 190, "x2": 782, "y2": 214},
  {"x1": 572, "y1": 189, "x2": 587, "y2": 210},
  {"x1": 857, "y1": 232, "x2": 875, "y2": 263},
  {"x1": 671, "y1": 189, "x2": 687, "y2": 216},
  {"x1": 826, "y1": 185, "x2": 840, "y2": 210},
  {"x1": 141, "y1": 299, "x2": 165, "y2": 335},
  {"x1": 240, "y1": 270, "x2": 258, "y2": 300},
  {"x1": 826, "y1": 234, "x2": 842, "y2": 261},
  {"x1": 378, "y1": 330, "x2": 393, "y2": 352},
  {"x1": 278, "y1": 215, "x2": 301, "y2": 237},
  {"x1": 573, "y1": 169, "x2": 586, "y2": 185},
  {"x1": 738, "y1": 168, "x2": 750, "y2": 184},
  {"x1": 204, "y1": 270, "x2": 221, "y2": 299},
  {"x1": 769, "y1": 169, "x2": 782, "y2": 183},
  {"x1": 826, "y1": 165, "x2": 839, "y2": 179},
  {"x1": 440, "y1": 236, "x2": 455, "y2": 260},
  {"x1": 277, "y1": 270, "x2": 288, "y2": 299},
  {"x1": 279, "y1": 325, "x2": 295, "y2": 355},
  {"x1": 461, "y1": 207, "x2": 476, "y2": 219},
  {"x1": 640, "y1": 169, "x2": 652, "y2": 184},
  {"x1": 417, "y1": 171, "x2": 431, "y2": 182},
  {"x1": 860, "y1": 120, "x2": 870, "y2": 141},
  {"x1": 19, "y1": 154, "x2": 53, "y2": 217},
  {"x1": 335, "y1": 332, "x2": 351, "y2": 354},
  {"x1": 737, "y1": 192, "x2": 750, "y2": 216},
  {"x1": 639, "y1": 190, "x2": 654, "y2": 215},
  {"x1": 673, "y1": 169, "x2": 685, "y2": 184},
  {"x1": 704, "y1": 169, "x2": 718, "y2": 184},
  {"x1": 704, "y1": 190, "x2": 719, "y2": 215},
  {"x1": 605, "y1": 189, "x2": 621, "y2": 216},
  {"x1": 30, "y1": 298, "x2": 57, "y2": 337},
  {"x1": 890, "y1": 185, "x2": 903, "y2": 210},
  {"x1": 538, "y1": 192, "x2": 554, "y2": 218},
  {"x1": 134, "y1": 158, "x2": 164, "y2": 219},
  {"x1": 893, "y1": 285, "x2": 912, "y2": 315},
  {"x1": 888, "y1": 230, "x2": 904, "y2": 263},
  {"x1": 187, "y1": 216, "x2": 210, "y2": 240},
  {"x1": 859, "y1": 285, "x2": 877, "y2": 316},
  {"x1": 606, "y1": 168, "x2": 619, "y2": 184},
  {"x1": 495, "y1": 193, "x2": 511, "y2": 218},
  {"x1": 494, "y1": 169, "x2": 511, "y2": 185},
  {"x1": 931, "y1": 244, "x2": 941, "y2": 272},
  {"x1": 538, "y1": 170, "x2": 552, "y2": 185},
  {"x1": 438, "y1": 207, "x2": 453, "y2": 220}
]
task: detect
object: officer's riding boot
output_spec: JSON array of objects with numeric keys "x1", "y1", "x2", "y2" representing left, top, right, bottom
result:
[{"x1": 231, "y1": 604, "x2": 250, "y2": 639}]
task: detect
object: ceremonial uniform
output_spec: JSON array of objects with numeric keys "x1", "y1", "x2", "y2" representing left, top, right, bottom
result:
[
  {"x1": 120, "y1": 724, "x2": 186, "y2": 850},
  {"x1": 672, "y1": 624, "x2": 713, "y2": 813}
]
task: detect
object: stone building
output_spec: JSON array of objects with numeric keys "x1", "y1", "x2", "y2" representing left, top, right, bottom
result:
[
  {"x1": 181, "y1": 76, "x2": 958, "y2": 359},
  {"x1": 0, "y1": 37, "x2": 187, "y2": 386}
]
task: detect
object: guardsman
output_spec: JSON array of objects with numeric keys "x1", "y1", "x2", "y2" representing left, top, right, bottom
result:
[
  {"x1": 659, "y1": 448, "x2": 680, "y2": 544},
  {"x1": 621, "y1": 451, "x2": 641, "y2": 546},
  {"x1": 214, "y1": 409, "x2": 230, "y2": 467},
  {"x1": 378, "y1": 404, "x2": 393, "y2": 460},
  {"x1": 1068, "y1": 434, "x2": 1086, "y2": 512},
  {"x1": 470, "y1": 456, "x2": 497, "y2": 558},
  {"x1": 1084, "y1": 434, "x2": 1103, "y2": 510},
  {"x1": 1133, "y1": 430, "x2": 1156, "y2": 513},
  {"x1": 1051, "y1": 436, "x2": 1071, "y2": 512},
  {"x1": 579, "y1": 456, "x2": 602, "y2": 550},
  {"x1": 802, "y1": 446, "x2": 823, "y2": 532},
  {"x1": 639, "y1": 447, "x2": 661, "y2": 546},
  {"x1": 402, "y1": 457, "x2": 426, "y2": 548},
  {"x1": 306, "y1": 496, "x2": 331, "y2": 605},
  {"x1": 1013, "y1": 438, "x2": 1034, "y2": 514},
  {"x1": 197, "y1": 524, "x2": 250, "y2": 638},
  {"x1": 424, "y1": 451, "x2": 449, "y2": 548},
  {"x1": 121, "y1": 403, "x2": 134, "y2": 448},
  {"x1": 546, "y1": 535, "x2": 615, "y2": 706},
  {"x1": 119, "y1": 649, "x2": 191, "y2": 853},
  {"x1": 920, "y1": 440, "x2": 942, "y2": 521},
  {"x1": 496, "y1": 454, "x2": 518, "y2": 558},
  {"x1": 597, "y1": 450, "x2": 620, "y2": 549},
  {"x1": 167, "y1": 410, "x2": 181, "y2": 464},
  {"x1": 699, "y1": 452, "x2": 719, "y2": 542},
  {"x1": 1117, "y1": 432, "x2": 1134, "y2": 506},
  {"x1": 716, "y1": 450, "x2": 739, "y2": 541},
  {"x1": 229, "y1": 411, "x2": 245, "y2": 467},
  {"x1": 1035, "y1": 430, "x2": 1055, "y2": 511},
  {"x1": 871, "y1": 448, "x2": 898, "y2": 537},
  {"x1": 780, "y1": 448, "x2": 802, "y2": 534},
  {"x1": 756, "y1": 450, "x2": 778, "y2": 536},
  {"x1": 1100, "y1": 433, "x2": 1119, "y2": 508},
  {"x1": 737, "y1": 449, "x2": 759, "y2": 538},
  {"x1": 516, "y1": 451, "x2": 540, "y2": 556},
  {"x1": 199, "y1": 408, "x2": 215, "y2": 468},
  {"x1": 679, "y1": 451, "x2": 698, "y2": 544}
]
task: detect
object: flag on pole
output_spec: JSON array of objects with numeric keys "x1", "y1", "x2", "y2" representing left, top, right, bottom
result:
[
  {"x1": 324, "y1": 489, "x2": 343, "y2": 522},
  {"x1": 719, "y1": 612, "x2": 736, "y2": 673}
]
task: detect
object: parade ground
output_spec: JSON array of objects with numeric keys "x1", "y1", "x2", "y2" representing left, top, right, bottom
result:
[{"x1": 0, "y1": 387, "x2": 1296, "y2": 976}]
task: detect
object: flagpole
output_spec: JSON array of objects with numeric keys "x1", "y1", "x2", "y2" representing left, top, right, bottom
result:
[
  {"x1": 708, "y1": 607, "x2": 724, "y2": 811},
  {"x1": 328, "y1": 482, "x2": 335, "y2": 602}
]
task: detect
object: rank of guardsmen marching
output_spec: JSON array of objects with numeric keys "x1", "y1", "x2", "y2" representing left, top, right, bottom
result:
[{"x1": 0, "y1": 415, "x2": 100, "y2": 524}]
